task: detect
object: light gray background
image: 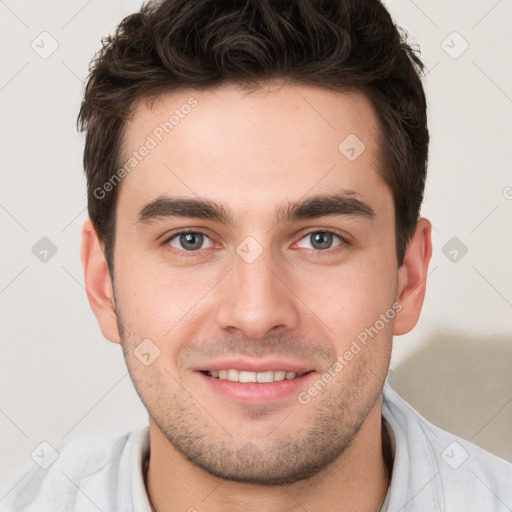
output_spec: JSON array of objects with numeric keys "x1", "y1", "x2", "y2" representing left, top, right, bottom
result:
[{"x1": 1, "y1": 0, "x2": 511, "y2": 495}]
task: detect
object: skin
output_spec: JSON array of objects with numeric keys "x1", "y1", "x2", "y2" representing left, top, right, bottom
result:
[{"x1": 81, "y1": 81, "x2": 432, "y2": 511}]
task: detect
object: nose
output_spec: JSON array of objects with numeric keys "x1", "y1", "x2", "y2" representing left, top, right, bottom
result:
[{"x1": 215, "y1": 243, "x2": 300, "y2": 340}]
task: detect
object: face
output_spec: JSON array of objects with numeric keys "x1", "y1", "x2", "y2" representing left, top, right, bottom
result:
[{"x1": 110, "y1": 82, "x2": 400, "y2": 484}]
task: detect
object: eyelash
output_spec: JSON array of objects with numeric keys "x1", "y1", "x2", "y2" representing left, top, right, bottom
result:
[{"x1": 162, "y1": 228, "x2": 349, "y2": 258}]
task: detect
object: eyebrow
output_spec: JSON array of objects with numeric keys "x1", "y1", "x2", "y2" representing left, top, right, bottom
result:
[{"x1": 136, "y1": 191, "x2": 376, "y2": 228}]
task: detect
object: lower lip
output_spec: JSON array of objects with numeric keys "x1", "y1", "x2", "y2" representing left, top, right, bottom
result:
[{"x1": 196, "y1": 371, "x2": 316, "y2": 404}]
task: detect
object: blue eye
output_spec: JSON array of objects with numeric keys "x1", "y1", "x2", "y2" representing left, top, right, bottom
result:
[
  {"x1": 296, "y1": 231, "x2": 344, "y2": 251},
  {"x1": 163, "y1": 229, "x2": 348, "y2": 258},
  {"x1": 166, "y1": 231, "x2": 213, "y2": 252}
]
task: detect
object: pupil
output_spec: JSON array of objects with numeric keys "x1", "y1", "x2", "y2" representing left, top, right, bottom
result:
[
  {"x1": 312, "y1": 232, "x2": 332, "y2": 250},
  {"x1": 181, "y1": 233, "x2": 203, "y2": 250}
]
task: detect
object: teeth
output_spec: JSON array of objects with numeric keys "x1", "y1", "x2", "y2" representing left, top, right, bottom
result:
[
  {"x1": 207, "y1": 369, "x2": 299, "y2": 382},
  {"x1": 256, "y1": 371, "x2": 273, "y2": 383},
  {"x1": 274, "y1": 370, "x2": 286, "y2": 381},
  {"x1": 239, "y1": 370, "x2": 256, "y2": 383},
  {"x1": 226, "y1": 369, "x2": 239, "y2": 382}
]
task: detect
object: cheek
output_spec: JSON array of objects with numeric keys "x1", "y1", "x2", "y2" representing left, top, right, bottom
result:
[
  {"x1": 114, "y1": 256, "x2": 215, "y2": 342},
  {"x1": 292, "y1": 256, "x2": 397, "y2": 345},
  {"x1": 114, "y1": 225, "x2": 398, "y2": 353}
]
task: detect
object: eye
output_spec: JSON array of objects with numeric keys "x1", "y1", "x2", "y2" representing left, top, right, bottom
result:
[
  {"x1": 295, "y1": 231, "x2": 345, "y2": 252},
  {"x1": 163, "y1": 228, "x2": 348, "y2": 258},
  {"x1": 165, "y1": 230, "x2": 214, "y2": 253}
]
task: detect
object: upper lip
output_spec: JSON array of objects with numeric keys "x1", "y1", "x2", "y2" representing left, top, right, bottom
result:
[{"x1": 195, "y1": 358, "x2": 315, "y2": 374}]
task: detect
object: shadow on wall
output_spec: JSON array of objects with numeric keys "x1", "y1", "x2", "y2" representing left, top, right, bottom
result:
[{"x1": 390, "y1": 332, "x2": 512, "y2": 463}]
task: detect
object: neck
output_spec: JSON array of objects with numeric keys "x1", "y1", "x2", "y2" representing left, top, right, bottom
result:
[{"x1": 145, "y1": 398, "x2": 390, "y2": 512}]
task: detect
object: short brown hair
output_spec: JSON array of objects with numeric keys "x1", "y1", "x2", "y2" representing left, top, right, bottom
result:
[{"x1": 78, "y1": 0, "x2": 429, "y2": 272}]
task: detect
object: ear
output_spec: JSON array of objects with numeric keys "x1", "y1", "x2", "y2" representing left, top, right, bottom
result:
[
  {"x1": 80, "y1": 218, "x2": 120, "y2": 344},
  {"x1": 393, "y1": 217, "x2": 432, "y2": 335}
]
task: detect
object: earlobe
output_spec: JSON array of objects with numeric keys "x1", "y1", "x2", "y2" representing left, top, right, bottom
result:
[
  {"x1": 80, "y1": 218, "x2": 121, "y2": 344},
  {"x1": 393, "y1": 218, "x2": 432, "y2": 336}
]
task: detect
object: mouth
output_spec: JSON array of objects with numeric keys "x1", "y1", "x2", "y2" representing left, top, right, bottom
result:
[
  {"x1": 201, "y1": 369, "x2": 312, "y2": 383},
  {"x1": 196, "y1": 367, "x2": 317, "y2": 404}
]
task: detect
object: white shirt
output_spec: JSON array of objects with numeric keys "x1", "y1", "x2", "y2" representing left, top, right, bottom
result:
[{"x1": 2, "y1": 379, "x2": 512, "y2": 511}]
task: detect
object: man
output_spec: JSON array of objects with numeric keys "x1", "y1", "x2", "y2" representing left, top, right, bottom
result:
[{"x1": 3, "y1": 0, "x2": 512, "y2": 511}]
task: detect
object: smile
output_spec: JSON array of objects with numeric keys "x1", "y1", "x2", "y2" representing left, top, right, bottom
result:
[
  {"x1": 197, "y1": 369, "x2": 316, "y2": 404},
  {"x1": 205, "y1": 369, "x2": 309, "y2": 383}
]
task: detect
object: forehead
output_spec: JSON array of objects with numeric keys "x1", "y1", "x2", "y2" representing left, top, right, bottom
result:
[{"x1": 117, "y1": 82, "x2": 387, "y2": 220}]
